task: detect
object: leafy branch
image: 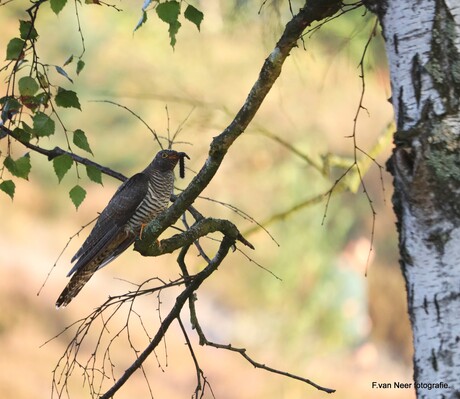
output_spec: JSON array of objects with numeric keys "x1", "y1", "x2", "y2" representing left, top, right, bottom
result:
[
  {"x1": 1, "y1": 124, "x2": 127, "y2": 182},
  {"x1": 0, "y1": 0, "x2": 94, "y2": 205}
]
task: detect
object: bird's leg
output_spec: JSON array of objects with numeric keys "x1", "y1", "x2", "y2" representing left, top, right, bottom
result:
[{"x1": 139, "y1": 223, "x2": 147, "y2": 239}]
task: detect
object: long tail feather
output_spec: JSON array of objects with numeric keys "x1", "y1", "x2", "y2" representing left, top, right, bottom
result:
[{"x1": 55, "y1": 266, "x2": 96, "y2": 308}]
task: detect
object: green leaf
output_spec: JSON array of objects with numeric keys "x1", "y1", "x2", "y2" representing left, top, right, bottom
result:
[
  {"x1": 168, "y1": 20, "x2": 181, "y2": 48},
  {"x1": 134, "y1": 10, "x2": 148, "y2": 32},
  {"x1": 55, "y1": 87, "x2": 81, "y2": 110},
  {"x1": 13, "y1": 127, "x2": 31, "y2": 143},
  {"x1": 76, "y1": 60, "x2": 85, "y2": 75},
  {"x1": 19, "y1": 20, "x2": 38, "y2": 40},
  {"x1": 50, "y1": 0, "x2": 68, "y2": 14},
  {"x1": 35, "y1": 91, "x2": 51, "y2": 107},
  {"x1": 73, "y1": 129, "x2": 93, "y2": 154},
  {"x1": 0, "y1": 96, "x2": 21, "y2": 110},
  {"x1": 63, "y1": 54, "x2": 73, "y2": 66},
  {"x1": 33, "y1": 112, "x2": 55, "y2": 137},
  {"x1": 0, "y1": 180, "x2": 15, "y2": 200},
  {"x1": 37, "y1": 71, "x2": 49, "y2": 88},
  {"x1": 184, "y1": 5, "x2": 203, "y2": 31},
  {"x1": 52, "y1": 154, "x2": 73, "y2": 182},
  {"x1": 55, "y1": 66, "x2": 74, "y2": 83},
  {"x1": 18, "y1": 76, "x2": 39, "y2": 96},
  {"x1": 86, "y1": 164, "x2": 103, "y2": 185},
  {"x1": 21, "y1": 121, "x2": 34, "y2": 136},
  {"x1": 3, "y1": 154, "x2": 31, "y2": 180},
  {"x1": 156, "y1": 1, "x2": 181, "y2": 48},
  {"x1": 6, "y1": 38, "x2": 25, "y2": 60},
  {"x1": 0, "y1": 96, "x2": 21, "y2": 123},
  {"x1": 69, "y1": 185, "x2": 86, "y2": 209},
  {"x1": 156, "y1": 1, "x2": 180, "y2": 23}
]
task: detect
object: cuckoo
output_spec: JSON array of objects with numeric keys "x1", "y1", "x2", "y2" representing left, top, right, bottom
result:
[{"x1": 56, "y1": 149, "x2": 188, "y2": 308}]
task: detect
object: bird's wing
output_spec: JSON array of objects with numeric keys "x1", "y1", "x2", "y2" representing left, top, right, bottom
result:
[{"x1": 67, "y1": 173, "x2": 149, "y2": 277}]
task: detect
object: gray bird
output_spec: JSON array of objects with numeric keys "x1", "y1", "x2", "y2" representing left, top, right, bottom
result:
[{"x1": 56, "y1": 149, "x2": 187, "y2": 308}]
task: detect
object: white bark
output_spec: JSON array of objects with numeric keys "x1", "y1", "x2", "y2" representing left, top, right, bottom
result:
[
  {"x1": 377, "y1": 0, "x2": 460, "y2": 398},
  {"x1": 383, "y1": 1, "x2": 444, "y2": 128}
]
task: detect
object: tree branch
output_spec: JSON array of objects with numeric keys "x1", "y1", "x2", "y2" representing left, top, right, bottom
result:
[
  {"x1": 134, "y1": 216, "x2": 254, "y2": 256},
  {"x1": 139, "y1": 0, "x2": 343, "y2": 246},
  {"x1": 100, "y1": 5, "x2": 344, "y2": 391},
  {"x1": 186, "y1": 277, "x2": 336, "y2": 394},
  {"x1": 25, "y1": 2, "x2": 343, "y2": 397},
  {"x1": 1, "y1": 124, "x2": 127, "y2": 182},
  {"x1": 100, "y1": 235, "x2": 236, "y2": 399}
]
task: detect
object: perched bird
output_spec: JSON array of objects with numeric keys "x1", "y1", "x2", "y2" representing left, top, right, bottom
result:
[{"x1": 56, "y1": 149, "x2": 187, "y2": 308}]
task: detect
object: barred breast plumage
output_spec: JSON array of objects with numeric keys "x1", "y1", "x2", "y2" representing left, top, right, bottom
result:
[{"x1": 125, "y1": 170, "x2": 174, "y2": 234}]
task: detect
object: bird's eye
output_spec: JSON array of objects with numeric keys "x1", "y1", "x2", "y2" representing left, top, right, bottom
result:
[{"x1": 161, "y1": 152, "x2": 168, "y2": 158}]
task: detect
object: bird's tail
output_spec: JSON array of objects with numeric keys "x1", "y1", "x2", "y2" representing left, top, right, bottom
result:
[{"x1": 55, "y1": 268, "x2": 95, "y2": 308}]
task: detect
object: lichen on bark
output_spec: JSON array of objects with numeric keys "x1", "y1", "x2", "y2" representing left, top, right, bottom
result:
[{"x1": 425, "y1": 0, "x2": 460, "y2": 111}]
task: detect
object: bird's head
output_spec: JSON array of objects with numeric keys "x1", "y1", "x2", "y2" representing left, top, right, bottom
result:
[{"x1": 152, "y1": 149, "x2": 189, "y2": 174}]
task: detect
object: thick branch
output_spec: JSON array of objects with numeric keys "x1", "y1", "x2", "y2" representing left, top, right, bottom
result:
[
  {"x1": 134, "y1": 217, "x2": 254, "y2": 256},
  {"x1": 140, "y1": 0, "x2": 342, "y2": 245}
]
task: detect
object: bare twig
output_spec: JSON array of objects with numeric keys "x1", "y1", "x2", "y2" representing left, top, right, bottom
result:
[
  {"x1": 177, "y1": 316, "x2": 215, "y2": 399},
  {"x1": 348, "y1": 17, "x2": 380, "y2": 273},
  {"x1": 37, "y1": 215, "x2": 98, "y2": 297},
  {"x1": 187, "y1": 283, "x2": 336, "y2": 394},
  {"x1": 47, "y1": 278, "x2": 186, "y2": 398},
  {"x1": 91, "y1": 100, "x2": 164, "y2": 149},
  {"x1": 198, "y1": 194, "x2": 279, "y2": 246},
  {"x1": 99, "y1": 236, "x2": 236, "y2": 399}
]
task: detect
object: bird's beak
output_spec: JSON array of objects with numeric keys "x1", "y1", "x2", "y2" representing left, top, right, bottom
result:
[{"x1": 179, "y1": 152, "x2": 190, "y2": 160}]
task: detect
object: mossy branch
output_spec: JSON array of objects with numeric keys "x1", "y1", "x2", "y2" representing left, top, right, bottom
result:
[{"x1": 134, "y1": 217, "x2": 254, "y2": 257}]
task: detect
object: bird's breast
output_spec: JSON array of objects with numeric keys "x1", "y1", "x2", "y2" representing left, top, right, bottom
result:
[{"x1": 125, "y1": 173, "x2": 174, "y2": 232}]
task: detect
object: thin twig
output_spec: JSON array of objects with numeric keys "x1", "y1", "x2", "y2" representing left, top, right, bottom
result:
[
  {"x1": 37, "y1": 215, "x2": 98, "y2": 296},
  {"x1": 100, "y1": 236, "x2": 236, "y2": 399},
  {"x1": 91, "y1": 100, "x2": 164, "y2": 149},
  {"x1": 187, "y1": 282, "x2": 335, "y2": 394}
]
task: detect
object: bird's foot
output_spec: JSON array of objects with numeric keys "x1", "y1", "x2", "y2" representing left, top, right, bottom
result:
[
  {"x1": 139, "y1": 223, "x2": 147, "y2": 239},
  {"x1": 155, "y1": 239, "x2": 162, "y2": 252}
]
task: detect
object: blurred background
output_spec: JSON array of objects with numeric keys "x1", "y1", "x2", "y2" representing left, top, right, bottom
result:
[{"x1": 0, "y1": 1, "x2": 414, "y2": 398}]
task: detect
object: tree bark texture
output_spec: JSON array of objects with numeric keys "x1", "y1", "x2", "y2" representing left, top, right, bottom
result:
[{"x1": 369, "y1": 0, "x2": 460, "y2": 397}]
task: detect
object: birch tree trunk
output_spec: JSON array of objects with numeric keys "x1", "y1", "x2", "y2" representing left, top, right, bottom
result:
[{"x1": 366, "y1": 0, "x2": 460, "y2": 397}]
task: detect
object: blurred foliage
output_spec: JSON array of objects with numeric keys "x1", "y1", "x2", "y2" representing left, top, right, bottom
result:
[{"x1": 0, "y1": 1, "x2": 414, "y2": 398}]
